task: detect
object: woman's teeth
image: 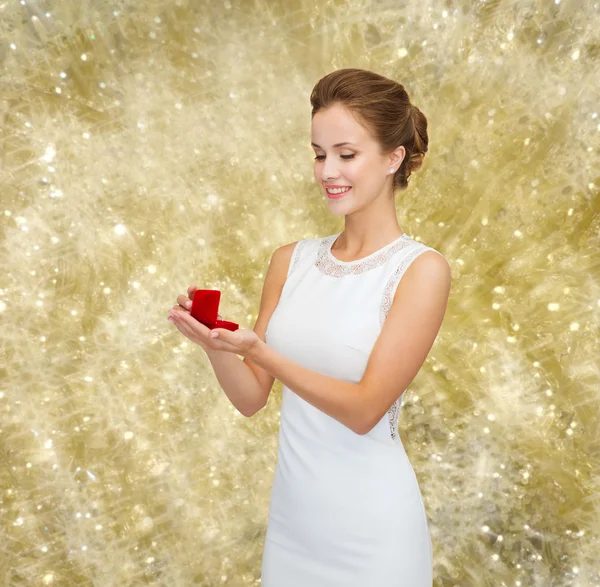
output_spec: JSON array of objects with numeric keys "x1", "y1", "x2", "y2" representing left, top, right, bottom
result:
[{"x1": 326, "y1": 187, "x2": 351, "y2": 194}]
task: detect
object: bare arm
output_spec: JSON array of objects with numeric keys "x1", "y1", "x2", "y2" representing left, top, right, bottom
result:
[
  {"x1": 241, "y1": 241, "x2": 297, "y2": 415},
  {"x1": 247, "y1": 340, "x2": 365, "y2": 433},
  {"x1": 203, "y1": 242, "x2": 297, "y2": 417},
  {"x1": 204, "y1": 349, "x2": 267, "y2": 417}
]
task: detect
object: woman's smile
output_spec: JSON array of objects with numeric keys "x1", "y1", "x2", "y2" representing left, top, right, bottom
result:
[{"x1": 325, "y1": 186, "x2": 352, "y2": 199}]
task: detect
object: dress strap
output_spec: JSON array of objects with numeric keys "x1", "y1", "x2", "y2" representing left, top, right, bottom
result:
[
  {"x1": 287, "y1": 239, "x2": 311, "y2": 279},
  {"x1": 379, "y1": 243, "x2": 444, "y2": 328}
]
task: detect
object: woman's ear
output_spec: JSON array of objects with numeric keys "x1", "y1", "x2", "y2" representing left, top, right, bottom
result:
[{"x1": 389, "y1": 145, "x2": 406, "y2": 170}]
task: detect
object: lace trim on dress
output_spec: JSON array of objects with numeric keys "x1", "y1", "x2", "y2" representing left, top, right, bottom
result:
[
  {"x1": 379, "y1": 244, "x2": 430, "y2": 327},
  {"x1": 387, "y1": 400, "x2": 402, "y2": 442},
  {"x1": 288, "y1": 240, "x2": 309, "y2": 278},
  {"x1": 379, "y1": 243, "x2": 431, "y2": 441},
  {"x1": 315, "y1": 233, "x2": 414, "y2": 278}
]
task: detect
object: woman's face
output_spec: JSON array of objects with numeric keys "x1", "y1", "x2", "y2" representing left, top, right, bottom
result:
[{"x1": 311, "y1": 103, "x2": 404, "y2": 210}]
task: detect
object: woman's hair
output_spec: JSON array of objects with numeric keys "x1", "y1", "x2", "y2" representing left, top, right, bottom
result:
[{"x1": 310, "y1": 68, "x2": 428, "y2": 194}]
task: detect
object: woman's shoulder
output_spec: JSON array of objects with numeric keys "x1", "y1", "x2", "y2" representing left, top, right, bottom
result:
[{"x1": 402, "y1": 234, "x2": 447, "y2": 260}]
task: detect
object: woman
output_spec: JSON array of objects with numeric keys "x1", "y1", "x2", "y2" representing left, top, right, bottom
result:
[{"x1": 168, "y1": 68, "x2": 451, "y2": 586}]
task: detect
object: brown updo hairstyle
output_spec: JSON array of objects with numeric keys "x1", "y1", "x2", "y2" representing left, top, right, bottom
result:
[{"x1": 310, "y1": 68, "x2": 428, "y2": 196}]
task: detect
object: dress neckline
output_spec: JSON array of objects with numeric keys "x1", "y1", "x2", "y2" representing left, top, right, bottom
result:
[{"x1": 326, "y1": 232, "x2": 409, "y2": 265}]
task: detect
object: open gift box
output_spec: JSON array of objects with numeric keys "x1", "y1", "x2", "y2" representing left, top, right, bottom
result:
[{"x1": 190, "y1": 289, "x2": 239, "y2": 331}]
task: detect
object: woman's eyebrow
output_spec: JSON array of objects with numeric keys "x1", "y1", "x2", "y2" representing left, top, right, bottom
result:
[{"x1": 311, "y1": 142, "x2": 357, "y2": 148}]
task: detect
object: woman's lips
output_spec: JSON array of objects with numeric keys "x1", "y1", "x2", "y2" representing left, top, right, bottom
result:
[{"x1": 326, "y1": 187, "x2": 352, "y2": 199}]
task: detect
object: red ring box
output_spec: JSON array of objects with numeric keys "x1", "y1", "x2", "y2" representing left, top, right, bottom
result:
[{"x1": 190, "y1": 289, "x2": 239, "y2": 331}]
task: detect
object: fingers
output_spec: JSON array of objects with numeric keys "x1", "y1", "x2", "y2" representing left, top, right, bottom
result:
[
  {"x1": 187, "y1": 284, "x2": 197, "y2": 298},
  {"x1": 177, "y1": 294, "x2": 192, "y2": 310},
  {"x1": 169, "y1": 306, "x2": 214, "y2": 348}
]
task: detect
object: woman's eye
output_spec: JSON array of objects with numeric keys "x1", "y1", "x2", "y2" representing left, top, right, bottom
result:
[{"x1": 313, "y1": 154, "x2": 355, "y2": 161}]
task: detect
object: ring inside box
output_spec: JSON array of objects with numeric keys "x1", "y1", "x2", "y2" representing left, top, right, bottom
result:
[{"x1": 190, "y1": 289, "x2": 239, "y2": 331}]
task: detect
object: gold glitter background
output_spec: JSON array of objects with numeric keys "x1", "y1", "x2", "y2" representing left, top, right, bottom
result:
[{"x1": 1, "y1": 0, "x2": 599, "y2": 585}]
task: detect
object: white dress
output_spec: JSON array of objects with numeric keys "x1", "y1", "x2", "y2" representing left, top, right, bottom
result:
[{"x1": 262, "y1": 232, "x2": 443, "y2": 587}]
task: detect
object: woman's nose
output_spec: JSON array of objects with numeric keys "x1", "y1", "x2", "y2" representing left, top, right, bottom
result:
[{"x1": 321, "y1": 161, "x2": 339, "y2": 180}]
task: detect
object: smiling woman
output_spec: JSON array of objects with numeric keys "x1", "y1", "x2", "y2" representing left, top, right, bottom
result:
[{"x1": 258, "y1": 68, "x2": 448, "y2": 587}]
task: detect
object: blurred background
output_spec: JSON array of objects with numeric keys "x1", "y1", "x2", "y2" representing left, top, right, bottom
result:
[{"x1": 1, "y1": 0, "x2": 599, "y2": 585}]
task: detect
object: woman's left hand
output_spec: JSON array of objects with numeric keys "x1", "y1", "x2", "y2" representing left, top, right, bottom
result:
[{"x1": 168, "y1": 308, "x2": 261, "y2": 359}]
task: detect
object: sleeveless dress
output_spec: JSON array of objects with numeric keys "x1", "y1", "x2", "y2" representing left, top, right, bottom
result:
[{"x1": 261, "y1": 232, "x2": 444, "y2": 587}]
